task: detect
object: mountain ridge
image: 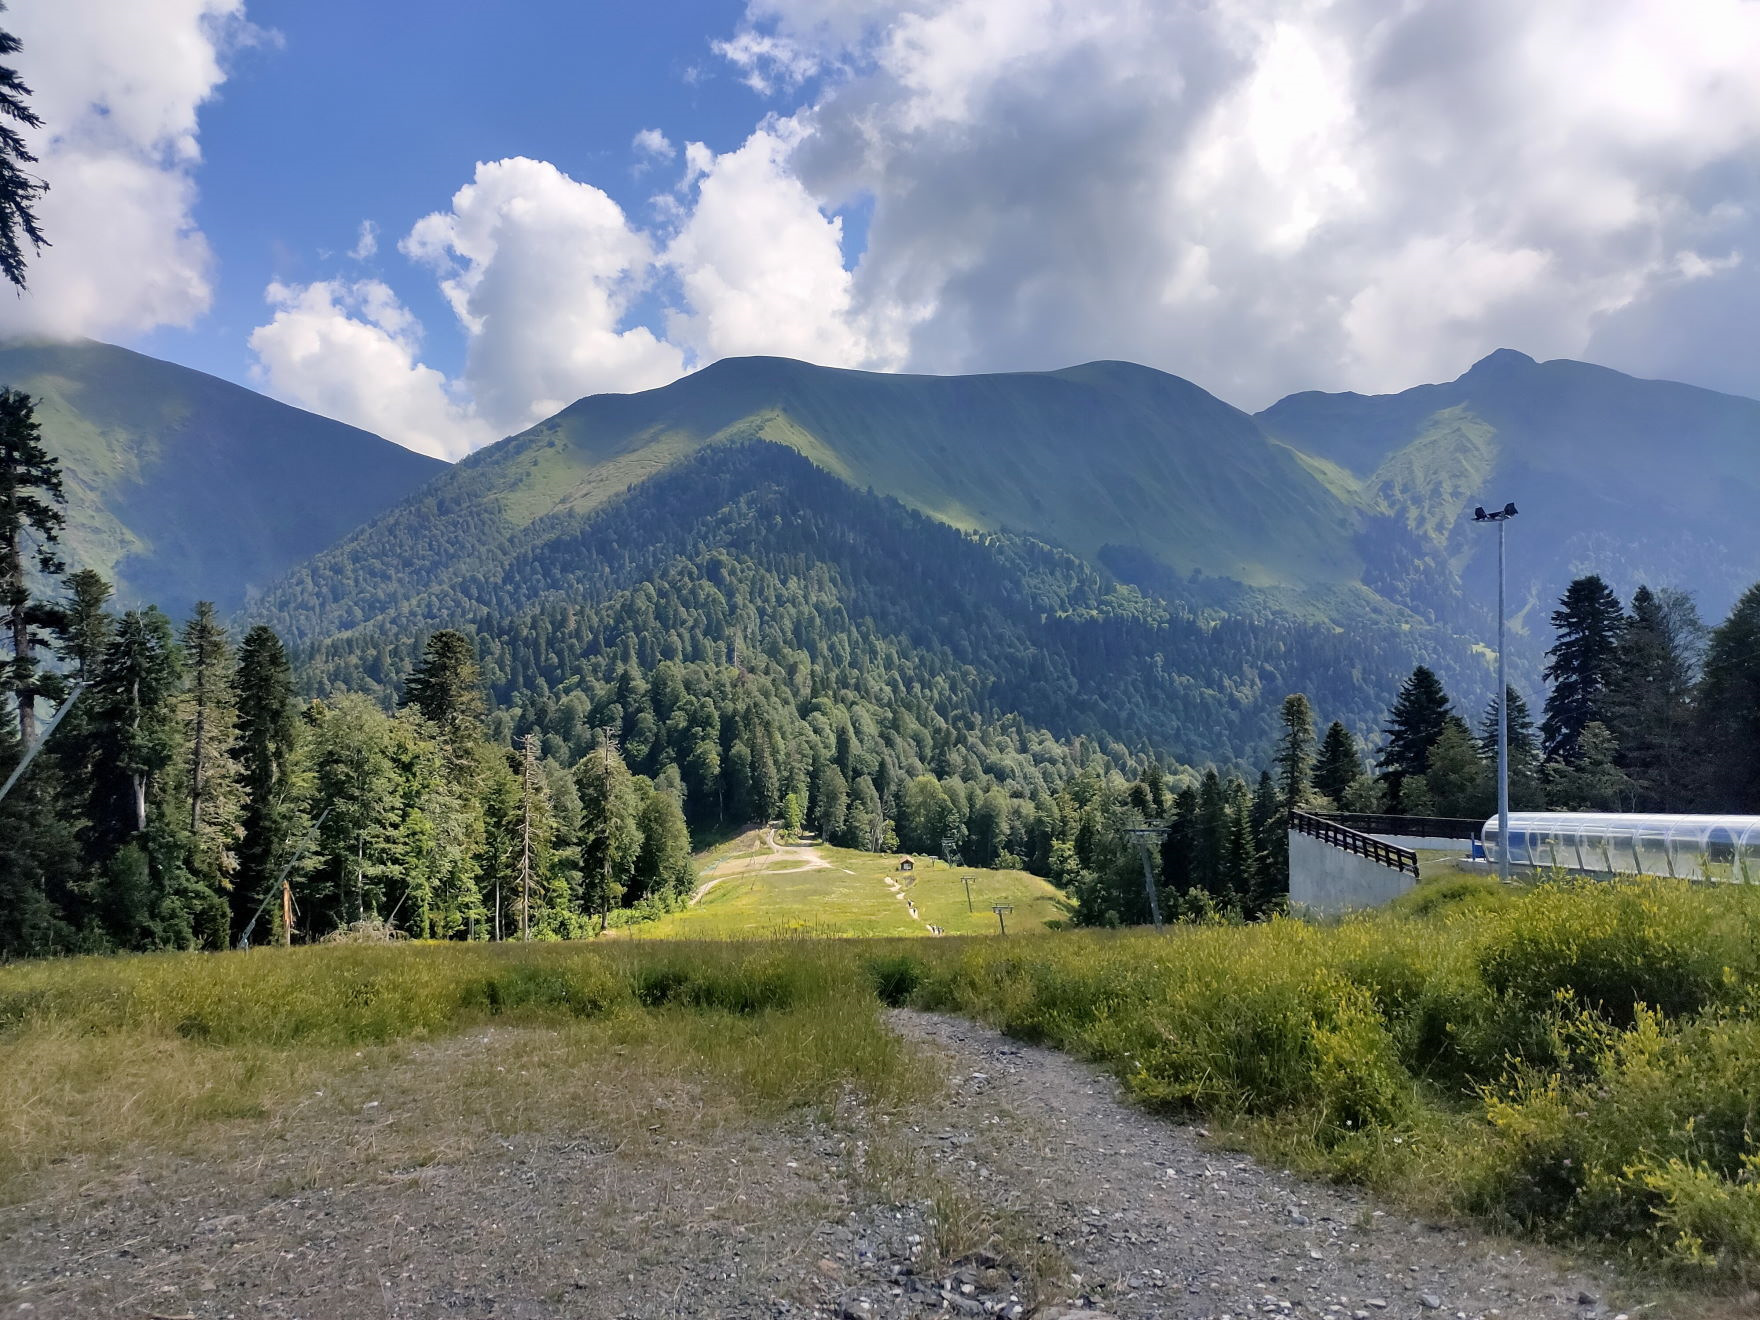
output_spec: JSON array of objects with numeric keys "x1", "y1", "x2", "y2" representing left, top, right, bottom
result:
[{"x1": 0, "y1": 337, "x2": 445, "y2": 613}]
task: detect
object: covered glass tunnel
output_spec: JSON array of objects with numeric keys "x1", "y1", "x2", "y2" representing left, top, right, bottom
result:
[{"x1": 1481, "y1": 812, "x2": 1760, "y2": 882}]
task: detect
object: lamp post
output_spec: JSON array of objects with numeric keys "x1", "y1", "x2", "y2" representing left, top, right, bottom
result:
[{"x1": 1472, "y1": 501, "x2": 1519, "y2": 883}]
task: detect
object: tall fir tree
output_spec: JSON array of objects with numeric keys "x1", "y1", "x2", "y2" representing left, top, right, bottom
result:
[
  {"x1": 305, "y1": 695, "x2": 403, "y2": 930},
  {"x1": 629, "y1": 777, "x2": 694, "y2": 906},
  {"x1": 1425, "y1": 717, "x2": 1491, "y2": 819},
  {"x1": 86, "y1": 608, "x2": 218, "y2": 948},
  {"x1": 0, "y1": 7, "x2": 48, "y2": 290},
  {"x1": 1159, "y1": 784, "x2": 1198, "y2": 896},
  {"x1": 0, "y1": 712, "x2": 80, "y2": 955},
  {"x1": 1546, "y1": 722, "x2": 1635, "y2": 812},
  {"x1": 1248, "y1": 769, "x2": 1286, "y2": 901},
  {"x1": 47, "y1": 569, "x2": 115, "y2": 822},
  {"x1": 1273, "y1": 692, "x2": 1316, "y2": 816},
  {"x1": 1377, "y1": 666, "x2": 1452, "y2": 813},
  {"x1": 1312, "y1": 720, "x2": 1363, "y2": 805},
  {"x1": 0, "y1": 388, "x2": 65, "y2": 745},
  {"x1": 402, "y1": 629, "x2": 486, "y2": 754},
  {"x1": 575, "y1": 730, "x2": 641, "y2": 930},
  {"x1": 232, "y1": 625, "x2": 298, "y2": 942},
  {"x1": 1541, "y1": 574, "x2": 1623, "y2": 763},
  {"x1": 1222, "y1": 776, "x2": 1260, "y2": 914},
  {"x1": 1605, "y1": 586, "x2": 1701, "y2": 810},
  {"x1": 1697, "y1": 583, "x2": 1760, "y2": 812},
  {"x1": 181, "y1": 602, "x2": 240, "y2": 890},
  {"x1": 1476, "y1": 686, "x2": 1543, "y2": 811},
  {"x1": 1191, "y1": 769, "x2": 1229, "y2": 900},
  {"x1": 87, "y1": 609, "x2": 182, "y2": 845},
  {"x1": 58, "y1": 568, "x2": 114, "y2": 680}
]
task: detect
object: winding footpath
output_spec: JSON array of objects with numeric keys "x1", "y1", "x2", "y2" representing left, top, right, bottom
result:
[{"x1": 865, "y1": 1010, "x2": 1652, "y2": 1320}]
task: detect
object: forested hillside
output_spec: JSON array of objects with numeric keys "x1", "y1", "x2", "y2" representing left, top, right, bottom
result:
[
  {"x1": 269, "y1": 441, "x2": 1471, "y2": 772},
  {"x1": 0, "y1": 339, "x2": 444, "y2": 612}
]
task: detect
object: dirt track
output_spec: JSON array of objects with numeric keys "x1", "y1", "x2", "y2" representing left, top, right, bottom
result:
[{"x1": 0, "y1": 1012, "x2": 1684, "y2": 1319}]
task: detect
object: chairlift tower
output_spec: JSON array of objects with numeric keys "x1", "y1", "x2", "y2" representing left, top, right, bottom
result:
[
  {"x1": 1124, "y1": 826, "x2": 1168, "y2": 932},
  {"x1": 1472, "y1": 501, "x2": 1520, "y2": 885}
]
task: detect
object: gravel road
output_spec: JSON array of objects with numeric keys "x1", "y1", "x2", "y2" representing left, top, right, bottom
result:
[
  {"x1": 870, "y1": 1010, "x2": 1641, "y2": 1320},
  {"x1": 0, "y1": 1012, "x2": 1673, "y2": 1320}
]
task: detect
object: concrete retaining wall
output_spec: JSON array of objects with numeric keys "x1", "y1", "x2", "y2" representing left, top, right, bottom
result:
[{"x1": 1288, "y1": 830, "x2": 1415, "y2": 916}]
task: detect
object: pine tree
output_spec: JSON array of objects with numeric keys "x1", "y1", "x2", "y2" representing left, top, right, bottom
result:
[
  {"x1": 0, "y1": 388, "x2": 65, "y2": 746},
  {"x1": 900, "y1": 774, "x2": 955, "y2": 854},
  {"x1": 1541, "y1": 575, "x2": 1623, "y2": 763},
  {"x1": 812, "y1": 759, "x2": 848, "y2": 841},
  {"x1": 1312, "y1": 720, "x2": 1362, "y2": 806},
  {"x1": 576, "y1": 729, "x2": 640, "y2": 929},
  {"x1": 1222, "y1": 776, "x2": 1260, "y2": 915},
  {"x1": 1546, "y1": 722, "x2": 1634, "y2": 812},
  {"x1": 1476, "y1": 686, "x2": 1542, "y2": 811},
  {"x1": 1273, "y1": 692, "x2": 1315, "y2": 816},
  {"x1": 1698, "y1": 583, "x2": 1760, "y2": 812},
  {"x1": 0, "y1": 713, "x2": 80, "y2": 955},
  {"x1": 630, "y1": 778, "x2": 694, "y2": 905},
  {"x1": 88, "y1": 609, "x2": 182, "y2": 844},
  {"x1": 306, "y1": 695, "x2": 403, "y2": 931},
  {"x1": 1425, "y1": 717, "x2": 1490, "y2": 819},
  {"x1": 1377, "y1": 666, "x2": 1452, "y2": 813},
  {"x1": 1248, "y1": 769, "x2": 1285, "y2": 903},
  {"x1": 1605, "y1": 586, "x2": 1701, "y2": 810},
  {"x1": 1191, "y1": 769, "x2": 1228, "y2": 900},
  {"x1": 86, "y1": 609, "x2": 211, "y2": 948},
  {"x1": 233, "y1": 625, "x2": 298, "y2": 942},
  {"x1": 59, "y1": 568, "x2": 114, "y2": 681},
  {"x1": 402, "y1": 630, "x2": 486, "y2": 755},
  {"x1": 181, "y1": 602, "x2": 240, "y2": 889},
  {"x1": 47, "y1": 569, "x2": 114, "y2": 822},
  {"x1": 1159, "y1": 785, "x2": 1198, "y2": 896},
  {"x1": 0, "y1": 10, "x2": 48, "y2": 290}
]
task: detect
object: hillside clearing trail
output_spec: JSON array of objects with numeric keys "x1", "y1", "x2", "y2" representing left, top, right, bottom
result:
[
  {"x1": 881, "y1": 1009, "x2": 1658, "y2": 1320},
  {"x1": 691, "y1": 827, "x2": 832, "y2": 903}
]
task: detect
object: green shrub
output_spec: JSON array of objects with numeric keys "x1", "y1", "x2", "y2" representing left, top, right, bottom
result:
[{"x1": 864, "y1": 952, "x2": 927, "y2": 1006}]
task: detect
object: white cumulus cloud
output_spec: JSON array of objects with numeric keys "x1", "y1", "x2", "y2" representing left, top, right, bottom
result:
[
  {"x1": 0, "y1": 0, "x2": 259, "y2": 340},
  {"x1": 751, "y1": 0, "x2": 1760, "y2": 403},
  {"x1": 631, "y1": 128, "x2": 675, "y2": 167},
  {"x1": 248, "y1": 280, "x2": 492, "y2": 460},
  {"x1": 663, "y1": 124, "x2": 886, "y2": 367},
  {"x1": 348, "y1": 220, "x2": 379, "y2": 261},
  {"x1": 254, "y1": 0, "x2": 1760, "y2": 456},
  {"x1": 402, "y1": 156, "x2": 686, "y2": 430}
]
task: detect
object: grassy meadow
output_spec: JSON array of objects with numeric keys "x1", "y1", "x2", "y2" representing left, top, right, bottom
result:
[
  {"x1": 627, "y1": 830, "x2": 1066, "y2": 939},
  {"x1": 4, "y1": 874, "x2": 1760, "y2": 1290}
]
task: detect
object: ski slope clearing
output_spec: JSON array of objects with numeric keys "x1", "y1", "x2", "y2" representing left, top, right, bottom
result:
[{"x1": 638, "y1": 829, "x2": 1066, "y2": 940}]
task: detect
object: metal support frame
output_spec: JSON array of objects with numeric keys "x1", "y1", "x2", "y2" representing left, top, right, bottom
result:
[
  {"x1": 1125, "y1": 826, "x2": 1168, "y2": 932},
  {"x1": 0, "y1": 682, "x2": 85, "y2": 807}
]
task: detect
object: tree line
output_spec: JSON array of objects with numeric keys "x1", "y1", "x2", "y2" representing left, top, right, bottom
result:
[
  {"x1": 1306, "y1": 575, "x2": 1749, "y2": 821},
  {"x1": 0, "y1": 391, "x2": 704, "y2": 955},
  {"x1": 1063, "y1": 571, "x2": 1760, "y2": 927}
]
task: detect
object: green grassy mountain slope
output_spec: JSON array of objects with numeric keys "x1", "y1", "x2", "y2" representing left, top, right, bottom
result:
[
  {"x1": 1258, "y1": 349, "x2": 1760, "y2": 618},
  {"x1": 261, "y1": 354, "x2": 1370, "y2": 646},
  {"x1": 0, "y1": 338, "x2": 445, "y2": 612}
]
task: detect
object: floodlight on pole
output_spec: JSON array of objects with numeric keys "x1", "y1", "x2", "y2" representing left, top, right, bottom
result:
[{"x1": 1471, "y1": 501, "x2": 1519, "y2": 884}]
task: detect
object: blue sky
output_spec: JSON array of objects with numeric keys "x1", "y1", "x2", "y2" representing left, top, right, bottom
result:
[
  {"x1": 4, "y1": 1, "x2": 1759, "y2": 458},
  {"x1": 139, "y1": 0, "x2": 760, "y2": 386}
]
